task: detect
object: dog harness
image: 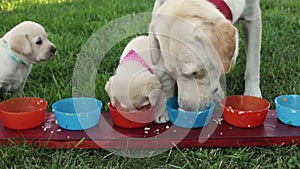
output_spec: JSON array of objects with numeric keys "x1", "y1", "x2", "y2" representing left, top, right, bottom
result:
[
  {"x1": 209, "y1": 0, "x2": 232, "y2": 21},
  {"x1": 120, "y1": 49, "x2": 153, "y2": 74},
  {"x1": 2, "y1": 39, "x2": 25, "y2": 64}
]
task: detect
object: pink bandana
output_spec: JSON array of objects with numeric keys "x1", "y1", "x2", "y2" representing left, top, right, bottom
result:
[{"x1": 120, "y1": 49, "x2": 153, "y2": 74}]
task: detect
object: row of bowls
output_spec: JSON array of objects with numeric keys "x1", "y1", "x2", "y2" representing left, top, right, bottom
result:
[
  {"x1": 168, "y1": 95, "x2": 300, "y2": 128},
  {"x1": 0, "y1": 95, "x2": 299, "y2": 130}
]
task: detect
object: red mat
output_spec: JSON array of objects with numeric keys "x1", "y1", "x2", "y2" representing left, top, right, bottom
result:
[{"x1": 0, "y1": 110, "x2": 299, "y2": 149}]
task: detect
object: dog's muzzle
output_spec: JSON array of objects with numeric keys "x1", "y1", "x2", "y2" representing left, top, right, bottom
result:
[{"x1": 50, "y1": 45, "x2": 57, "y2": 55}]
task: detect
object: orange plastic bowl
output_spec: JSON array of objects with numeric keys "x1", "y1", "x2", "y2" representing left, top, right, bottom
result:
[
  {"x1": 108, "y1": 102, "x2": 155, "y2": 129},
  {"x1": 0, "y1": 97, "x2": 47, "y2": 130},
  {"x1": 221, "y1": 95, "x2": 270, "y2": 128}
]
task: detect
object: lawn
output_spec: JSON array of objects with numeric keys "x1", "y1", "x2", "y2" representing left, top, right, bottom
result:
[{"x1": 0, "y1": 0, "x2": 299, "y2": 168}]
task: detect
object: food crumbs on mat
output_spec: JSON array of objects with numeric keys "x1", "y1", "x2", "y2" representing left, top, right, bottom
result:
[
  {"x1": 50, "y1": 131, "x2": 54, "y2": 134},
  {"x1": 173, "y1": 130, "x2": 177, "y2": 133},
  {"x1": 238, "y1": 111, "x2": 244, "y2": 115},
  {"x1": 229, "y1": 127, "x2": 233, "y2": 130},
  {"x1": 67, "y1": 136, "x2": 70, "y2": 139},
  {"x1": 144, "y1": 127, "x2": 150, "y2": 131},
  {"x1": 57, "y1": 129, "x2": 62, "y2": 132},
  {"x1": 144, "y1": 131, "x2": 148, "y2": 134},
  {"x1": 220, "y1": 132, "x2": 223, "y2": 135},
  {"x1": 166, "y1": 125, "x2": 170, "y2": 129},
  {"x1": 213, "y1": 118, "x2": 223, "y2": 125},
  {"x1": 247, "y1": 125, "x2": 251, "y2": 127},
  {"x1": 43, "y1": 122, "x2": 52, "y2": 131}
]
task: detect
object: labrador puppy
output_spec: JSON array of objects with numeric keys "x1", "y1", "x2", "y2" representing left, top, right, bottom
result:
[
  {"x1": 0, "y1": 21, "x2": 56, "y2": 98},
  {"x1": 149, "y1": 0, "x2": 262, "y2": 112},
  {"x1": 105, "y1": 36, "x2": 175, "y2": 123}
]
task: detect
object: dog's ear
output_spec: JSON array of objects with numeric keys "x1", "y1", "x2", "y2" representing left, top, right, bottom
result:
[
  {"x1": 8, "y1": 34, "x2": 32, "y2": 56},
  {"x1": 194, "y1": 21, "x2": 237, "y2": 73},
  {"x1": 149, "y1": 0, "x2": 165, "y2": 65},
  {"x1": 212, "y1": 22, "x2": 237, "y2": 73},
  {"x1": 145, "y1": 75, "x2": 162, "y2": 106},
  {"x1": 105, "y1": 76, "x2": 115, "y2": 106},
  {"x1": 149, "y1": 22, "x2": 162, "y2": 65}
]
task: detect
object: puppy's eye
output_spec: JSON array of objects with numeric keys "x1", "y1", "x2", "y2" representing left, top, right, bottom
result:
[{"x1": 36, "y1": 38, "x2": 42, "y2": 45}]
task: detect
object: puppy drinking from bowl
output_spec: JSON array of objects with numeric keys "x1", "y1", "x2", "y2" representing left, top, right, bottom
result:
[
  {"x1": 105, "y1": 36, "x2": 175, "y2": 123},
  {"x1": 0, "y1": 21, "x2": 56, "y2": 99}
]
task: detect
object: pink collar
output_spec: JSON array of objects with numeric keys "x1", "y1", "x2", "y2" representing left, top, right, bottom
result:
[
  {"x1": 209, "y1": 0, "x2": 232, "y2": 21},
  {"x1": 120, "y1": 49, "x2": 153, "y2": 74}
]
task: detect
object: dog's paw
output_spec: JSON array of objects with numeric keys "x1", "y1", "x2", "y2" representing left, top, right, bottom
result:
[
  {"x1": 154, "y1": 113, "x2": 169, "y2": 124},
  {"x1": 244, "y1": 89, "x2": 262, "y2": 98}
]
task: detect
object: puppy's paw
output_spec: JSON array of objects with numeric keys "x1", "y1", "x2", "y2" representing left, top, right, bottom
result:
[
  {"x1": 244, "y1": 89, "x2": 262, "y2": 98},
  {"x1": 154, "y1": 112, "x2": 169, "y2": 124}
]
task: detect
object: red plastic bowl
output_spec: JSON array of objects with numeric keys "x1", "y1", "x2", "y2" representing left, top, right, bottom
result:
[
  {"x1": 0, "y1": 97, "x2": 47, "y2": 130},
  {"x1": 221, "y1": 95, "x2": 270, "y2": 128},
  {"x1": 108, "y1": 102, "x2": 155, "y2": 129}
]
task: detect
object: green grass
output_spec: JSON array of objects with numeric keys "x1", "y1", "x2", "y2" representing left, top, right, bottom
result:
[{"x1": 0, "y1": 0, "x2": 299, "y2": 168}]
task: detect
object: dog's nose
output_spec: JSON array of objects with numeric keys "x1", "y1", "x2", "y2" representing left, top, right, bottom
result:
[{"x1": 50, "y1": 46, "x2": 57, "y2": 55}]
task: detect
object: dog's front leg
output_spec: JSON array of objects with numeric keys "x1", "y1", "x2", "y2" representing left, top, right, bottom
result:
[{"x1": 242, "y1": 6, "x2": 262, "y2": 98}]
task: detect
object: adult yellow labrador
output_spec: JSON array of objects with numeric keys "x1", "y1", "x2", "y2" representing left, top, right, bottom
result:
[{"x1": 149, "y1": 0, "x2": 262, "y2": 112}]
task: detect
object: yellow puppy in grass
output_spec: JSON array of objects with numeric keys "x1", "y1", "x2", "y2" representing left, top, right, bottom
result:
[
  {"x1": 105, "y1": 36, "x2": 175, "y2": 123},
  {"x1": 0, "y1": 21, "x2": 56, "y2": 99}
]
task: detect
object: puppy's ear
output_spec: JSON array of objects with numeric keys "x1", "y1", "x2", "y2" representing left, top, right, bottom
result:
[
  {"x1": 149, "y1": 23, "x2": 161, "y2": 65},
  {"x1": 8, "y1": 34, "x2": 32, "y2": 56},
  {"x1": 212, "y1": 22, "x2": 237, "y2": 73},
  {"x1": 105, "y1": 76, "x2": 115, "y2": 106},
  {"x1": 145, "y1": 75, "x2": 162, "y2": 106}
]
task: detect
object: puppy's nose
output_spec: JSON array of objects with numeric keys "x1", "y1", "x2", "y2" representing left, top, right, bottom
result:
[{"x1": 50, "y1": 46, "x2": 57, "y2": 55}]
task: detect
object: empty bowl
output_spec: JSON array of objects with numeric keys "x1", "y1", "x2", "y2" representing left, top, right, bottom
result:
[
  {"x1": 52, "y1": 97, "x2": 103, "y2": 130},
  {"x1": 221, "y1": 95, "x2": 270, "y2": 128},
  {"x1": 275, "y1": 94, "x2": 300, "y2": 126},
  {"x1": 108, "y1": 102, "x2": 155, "y2": 129},
  {"x1": 166, "y1": 97, "x2": 215, "y2": 128},
  {"x1": 0, "y1": 97, "x2": 47, "y2": 130}
]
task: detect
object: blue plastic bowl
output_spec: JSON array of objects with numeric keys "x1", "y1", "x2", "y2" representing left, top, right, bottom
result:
[
  {"x1": 166, "y1": 97, "x2": 215, "y2": 128},
  {"x1": 275, "y1": 95, "x2": 300, "y2": 127},
  {"x1": 52, "y1": 97, "x2": 103, "y2": 130}
]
